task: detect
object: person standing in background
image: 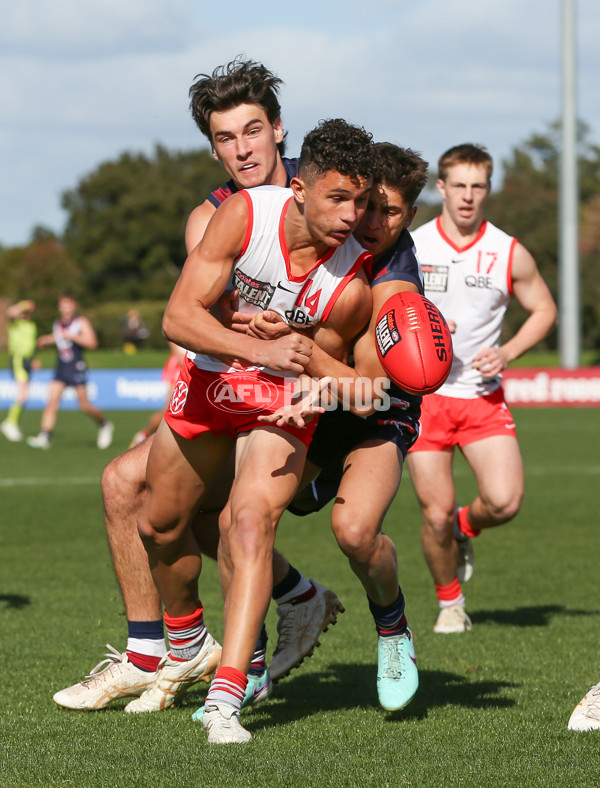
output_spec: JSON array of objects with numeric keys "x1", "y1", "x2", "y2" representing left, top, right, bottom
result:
[
  {"x1": 1, "y1": 300, "x2": 38, "y2": 442},
  {"x1": 408, "y1": 143, "x2": 557, "y2": 634},
  {"x1": 27, "y1": 294, "x2": 114, "y2": 450}
]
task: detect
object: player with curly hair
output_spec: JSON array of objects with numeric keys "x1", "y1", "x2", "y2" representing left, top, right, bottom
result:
[
  {"x1": 53, "y1": 59, "x2": 345, "y2": 718},
  {"x1": 138, "y1": 118, "x2": 375, "y2": 744}
]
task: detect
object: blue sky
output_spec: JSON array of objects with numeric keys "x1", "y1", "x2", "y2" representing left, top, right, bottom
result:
[{"x1": 2, "y1": 0, "x2": 599, "y2": 247}]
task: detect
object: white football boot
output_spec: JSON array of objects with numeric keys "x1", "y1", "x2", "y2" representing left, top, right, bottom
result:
[
  {"x1": 53, "y1": 645, "x2": 157, "y2": 710},
  {"x1": 202, "y1": 702, "x2": 252, "y2": 744},
  {"x1": 124, "y1": 633, "x2": 221, "y2": 713},
  {"x1": 434, "y1": 605, "x2": 472, "y2": 634},
  {"x1": 269, "y1": 580, "x2": 344, "y2": 682},
  {"x1": 568, "y1": 682, "x2": 600, "y2": 731}
]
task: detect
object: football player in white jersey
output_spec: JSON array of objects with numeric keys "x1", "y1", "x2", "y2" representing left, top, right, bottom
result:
[
  {"x1": 53, "y1": 59, "x2": 343, "y2": 716},
  {"x1": 407, "y1": 144, "x2": 557, "y2": 634},
  {"x1": 139, "y1": 118, "x2": 375, "y2": 744}
]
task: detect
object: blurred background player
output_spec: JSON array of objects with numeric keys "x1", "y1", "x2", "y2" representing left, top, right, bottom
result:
[
  {"x1": 407, "y1": 143, "x2": 557, "y2": 633},
  {"x1": 1, "y1": 299, "x2": 38, "y2": 442},
  {"x1": 53, "y1": 59, "x2": 342, "y2": 715},
  {"x1": 120, "y1": 308, "x2": 150, "y2": 354},
  {"x1": 129, "y1": 341, "x2": 186, "y2": 447},
  {"x1": 27, "y1": 294, "x2": 114, "y2": 450}
]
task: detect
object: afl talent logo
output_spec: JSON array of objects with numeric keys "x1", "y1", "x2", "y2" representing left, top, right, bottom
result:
[
  {"x1": 169, "y1": 381, "x2": 189, "y2": 414},
  {"x1": 207, "y1": 374, "x2": 281, "y2": 414},
  {"x1": 375, "y1": 310, "x2": 400, "y2": 358}
]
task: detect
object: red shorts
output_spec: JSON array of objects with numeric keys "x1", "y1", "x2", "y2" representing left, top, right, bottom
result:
[
  {"x1": 409, "y1": 387, "x2": 517, "y2": 452},
  {"x1": 164, "y1": 357, "x2": 316, "y2": 447}
]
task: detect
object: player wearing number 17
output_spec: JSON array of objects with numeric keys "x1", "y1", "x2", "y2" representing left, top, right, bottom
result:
[{"x1": 407, "y1": 144, "x2": 557, "y2": 634}]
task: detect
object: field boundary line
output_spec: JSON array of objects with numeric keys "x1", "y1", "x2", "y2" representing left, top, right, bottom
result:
[{"x1": 0, "y1": 476, "x2": 100, "y2": 487}]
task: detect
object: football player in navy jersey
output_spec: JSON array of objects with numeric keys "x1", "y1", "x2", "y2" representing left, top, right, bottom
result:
[
  {"x1": 253, "y1": 143, "x2": 428, "y2": 714},
  {"x1": 53, "y1": 58, "x2": 342, "y2": 716},
  {"x1": 27, "y1": 295, "x2": 114, "y2": 450}
]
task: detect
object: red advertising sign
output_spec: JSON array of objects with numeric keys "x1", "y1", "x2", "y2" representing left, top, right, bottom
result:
[{"x1": 502, "y1": 367, "x2": 600, "y2": 407}]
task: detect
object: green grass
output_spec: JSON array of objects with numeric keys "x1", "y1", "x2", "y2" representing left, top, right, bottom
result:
[{"x1": 1, "y1": 408, "x2": 599, "y2": 786}]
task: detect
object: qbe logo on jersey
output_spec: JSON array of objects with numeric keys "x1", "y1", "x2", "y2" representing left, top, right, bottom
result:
[
  {"x1": 207, "y1": 373, "x2": 283, "y2": 413},
  {"x1": 169, "y1": 381, "x2": 189, "y2": 414}
]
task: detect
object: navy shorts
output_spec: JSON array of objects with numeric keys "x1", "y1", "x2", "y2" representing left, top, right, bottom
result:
[
  {"x1": 288, "y1": 404, "x2": 420, "y2": 516},
  {"x1": 54, "y1": 359, "x2": 88, "y2": 387},
  {"x1": 307, "y1": 405, "x2": 420, "y2": 468}
]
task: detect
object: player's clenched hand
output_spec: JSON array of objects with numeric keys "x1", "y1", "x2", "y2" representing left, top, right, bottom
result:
[
  {"x1": 472, "y1": 346, "x2": 508, "y2": 378},
  {"x1": 257, "y1": 333, "x2": 313, "y2": 373},
  {"x1": 217, "y1": 289, "x2": 251, "y2": 334},
  {"x1": 247, "y1": 310, "x2": 290, "y2": 340}
]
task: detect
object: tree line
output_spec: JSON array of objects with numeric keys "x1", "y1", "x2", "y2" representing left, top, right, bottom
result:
[{"x1": 1, "y1": 125, "x2": 599, "y2": 352}]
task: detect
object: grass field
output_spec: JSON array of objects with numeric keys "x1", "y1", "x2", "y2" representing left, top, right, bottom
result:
[{"x1": 1, "y1": 406, "x2": 599, "y2": 787}]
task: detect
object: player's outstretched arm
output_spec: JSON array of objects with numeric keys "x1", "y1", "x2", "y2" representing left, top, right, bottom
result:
[
  {"x1": 472, "y1": 243, "x2": 557, "y2": 377},
  {"x1": 164, "y1": 194, "x2": 312, "y2": 374}
]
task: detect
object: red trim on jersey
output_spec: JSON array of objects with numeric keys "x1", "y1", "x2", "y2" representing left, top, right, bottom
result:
[
  {"x1": 320, "y1": 251, "x2": 371, "y2": 323},
  {"x1": 278, "y1": 197, "x2": 293, "y2": 272},
  {"x1": 236, "y1": 191, "x2": 254, "y2": 260},
  {"x1": 506, "y1": 237, "x2": 518, "y2": 296},
  {"x1": 278, "y1": 200, "x2": 337, "y2": 283},
  {"x1": 435, "y1": 216, "x2": 488, "y2": 253},
  {"x1": 294, "y1": 277, "x2": 312, "y2": 307}
]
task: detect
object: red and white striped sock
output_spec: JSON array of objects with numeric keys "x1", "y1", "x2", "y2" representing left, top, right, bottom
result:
[
  {"x1": 126, "y1": 619, "x2": 167, "y2": 672},
  {"x1": 435, "y1": 578, "x2": 465, "y2": 608},
  {"x1": 163, "y1": 606, "x2": 207, "y2": 661},
  {"x1": 205, "y1": 666, "x2": 248, "y2": 711}
]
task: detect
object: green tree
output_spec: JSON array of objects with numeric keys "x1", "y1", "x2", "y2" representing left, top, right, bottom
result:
[
  {"x1": 0, "y1": 230, "x2": 82, "y2": 332},
  {"x1": 61, "y1": 145, "x2": 225, "y2": 301}
]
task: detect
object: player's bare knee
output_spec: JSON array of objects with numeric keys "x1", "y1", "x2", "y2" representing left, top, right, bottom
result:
[
  {"x1": 229, "y1": 507, "x2": 273, "y2": 562},
  {"x1": 137, "y1": 513, "x2": 182, "y2": 553},
  {"x1": 422, "y1": 506, "x2": 454, "y2": 545},
  {"x1": 485, "y1": 492, "x2": 523, "y2": 525},
  {"x1": 102, "y1": 454, "x2": 146, "y2": 513},
  {"x1": 331, "y1": 516, "x2": 374, "y2": 563}
]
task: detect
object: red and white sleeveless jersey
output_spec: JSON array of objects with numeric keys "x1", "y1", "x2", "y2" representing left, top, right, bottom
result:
[
  {"x1": 191, "y1": 185, "x2": 370, "y2": 376},
  {"x1": 411, "y1": 217, "x2": 517, "y2": 398}
]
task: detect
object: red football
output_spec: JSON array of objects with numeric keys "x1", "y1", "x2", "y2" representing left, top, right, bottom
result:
[{"x1": 374, "y1": 292, "x2": 453, "y2": 395}]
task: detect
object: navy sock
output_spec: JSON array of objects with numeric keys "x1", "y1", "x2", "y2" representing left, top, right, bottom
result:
[
  {"x1": 368, "y1": 588, "x2": 408, "y2": 636},
  {"x1": 127, "y1": 619, "x2": 165, "y2": 641},
  {"x1": 249, "y1": 624, "x2": 268, "y2": 676},
  {"x1": 272, "y1": 564, "x2": 302, "y2": 600}
]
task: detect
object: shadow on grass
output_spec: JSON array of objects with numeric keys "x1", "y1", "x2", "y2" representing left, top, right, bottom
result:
[
  {"x1": 0, "y1": 594, "x2": 30, "y2": 609},
  {"x1": 180, "y1": 663, "x2": 517, "y2": 729},
  {"x1": 470, "y1": 604, "x2": 598, "y2": 628}
]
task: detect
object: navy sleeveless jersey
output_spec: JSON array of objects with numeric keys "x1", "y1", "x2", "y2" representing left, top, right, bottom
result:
[{"x1": 207, "y1": 157, "x2": 299, "y2": 208}]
